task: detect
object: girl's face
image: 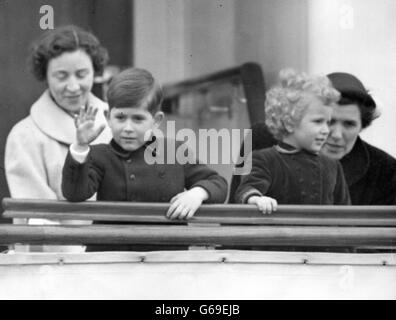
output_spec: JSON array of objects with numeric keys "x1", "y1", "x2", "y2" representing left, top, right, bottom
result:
[
  {"x1": 107, "y1": 106, "x2": 164, "y2": 152},
  {"x1": 46, "y1": 49, "x2": 94, "y2": 114},
  {"x1": 321, "y1": 103, "x2": 362, "y2": 159},
  {"x1": 285, "y1": 95, "x2": 331, "y2": 153}
]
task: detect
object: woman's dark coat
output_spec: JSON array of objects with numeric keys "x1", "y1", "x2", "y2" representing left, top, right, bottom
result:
[{"x1": 341, "y1": 137, "x2": 396, "y2": 205}]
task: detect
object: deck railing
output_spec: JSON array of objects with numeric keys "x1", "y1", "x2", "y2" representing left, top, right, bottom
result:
[{"x1": 1, "y1": 198, "x2": 396, "y2": 249}]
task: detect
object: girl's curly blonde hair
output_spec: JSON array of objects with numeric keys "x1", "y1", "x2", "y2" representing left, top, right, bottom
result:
[{"x1": 265, "y1": 68, "x2": 340, "y2": 140}]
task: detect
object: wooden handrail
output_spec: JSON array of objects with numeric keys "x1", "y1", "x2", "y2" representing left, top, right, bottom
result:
[
  {"x1": 0, "y1": 224, "x2": 395, "y2": 247},
  {"x1": 2, "y1": 198, "x2": 396, "y2": 247},
  {"x1": 2, "y1": 198, "x2": 396, "y2": 226},
  {"x1": 162, "y1": 62, "x2": 266, "y2": 124}
]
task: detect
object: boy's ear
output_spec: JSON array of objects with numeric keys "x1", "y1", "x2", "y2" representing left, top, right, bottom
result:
[{"x1": 153, "y1": 111, "x2": 164, "y2": 128}]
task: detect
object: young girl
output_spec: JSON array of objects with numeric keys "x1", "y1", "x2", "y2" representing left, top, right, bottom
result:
[{"x1": 235, "y1": 69, "x2": 350, "y2": 213}]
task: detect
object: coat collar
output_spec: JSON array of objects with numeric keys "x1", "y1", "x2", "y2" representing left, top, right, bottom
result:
[
  {"x1": 275, "y1": 141, "x2": 318, "y2": 156},
  {"x1": 30, "y1": 89, "x2": 111, "y2": 145},
  {"x1": 340, "y1": 136, "x2": 370, "y2": 186},
  {"x1": 275, "y1": 141, "x2": 300, "y2": 154},
  {"x1": 109, "y1": 136, "x2": 158, "y2": 159}
]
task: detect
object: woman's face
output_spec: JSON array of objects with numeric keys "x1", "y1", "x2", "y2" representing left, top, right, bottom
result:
[
  {"x1": 46, "y1": 49, "x2": 94, "y2": 114},
  {"x1": 321, "y1": 103, "x2": 362, "y2": 159}
]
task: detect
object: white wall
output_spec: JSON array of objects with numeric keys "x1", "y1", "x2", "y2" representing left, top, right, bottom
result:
[
  {"x1": 1, "y1": 251, "x2": 395, "y2": 299},
  {"x1": 307, "y1": 0, "x2": 396, "y2": 157},
  {"x1": 186, "y1": 0, "x2": 236, "y2": 77},
  {"x1": 235, "y1": 0, "x2": 309, "y2": 85},
  {"x1": 134, "y1": 0, "x2": 187, "y2": 84},
  {"x1": 134, "y1": 0, "x2": 308, "y2": 85},
  {"x1": 134, "y1": 0, "x2": 236, "y2": 84}
]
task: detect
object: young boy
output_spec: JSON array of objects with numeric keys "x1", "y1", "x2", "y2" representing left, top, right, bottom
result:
[
  {"x1": 235, "y1": 69, "x2": 351, "y2": 213},
  {"x1": 61, "y1": 68, "x2": 228, "y2": 249}
]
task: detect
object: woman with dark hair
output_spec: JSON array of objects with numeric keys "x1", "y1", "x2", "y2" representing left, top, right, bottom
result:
[
  {"x1": 321, "y1": 72, "x2": 396, "y2": 205},
  {"x1": 5, "y1": 25, "x2": 112, "y2": 251}
]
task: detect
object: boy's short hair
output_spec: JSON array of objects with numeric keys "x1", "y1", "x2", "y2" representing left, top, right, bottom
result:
[
  {"x1": 265, "y1": 68, "x2": 340, "y2": 140},
  {"x1": 29, "y1": 25, "x2": 109, "y2": 81},
  {"x1": 106, "y1": 67, "x2": 163, "y2": 114}
]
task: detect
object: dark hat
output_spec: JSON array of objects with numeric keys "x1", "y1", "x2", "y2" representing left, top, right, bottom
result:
[{"x1": 327, "y1": 72, "x2": 376, "y2": 109}]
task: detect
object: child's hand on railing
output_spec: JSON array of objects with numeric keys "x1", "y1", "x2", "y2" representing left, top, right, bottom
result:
[
  {"x1": 74, "y1": 105, "x2": 105, "y2": 151},
  {"x1": 248, "y1": 195, "x2": 278, "y2": 214},
  {"x1": 166, "y1": 187, "x2": 209, "y2": 220}
]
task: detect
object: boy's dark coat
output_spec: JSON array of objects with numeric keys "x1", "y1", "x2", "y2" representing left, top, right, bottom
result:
[
  {"x1": 62, "y1": 138, "x2": 228, "y2": 251},
  {"x1": 62, "y1": 138, "x2": 228, "y2": 203}
]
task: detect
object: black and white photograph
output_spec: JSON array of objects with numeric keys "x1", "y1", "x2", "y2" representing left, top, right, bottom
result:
[{"x1": 0, "y1": 0, "x2": 395, "y2": 302}]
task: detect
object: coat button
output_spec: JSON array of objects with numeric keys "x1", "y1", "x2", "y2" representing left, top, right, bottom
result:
[
  {"x1": 126, "y1": 159, "x2": 132, "y2": 163},
  {"x1": 129, "y1": 174, "x2": 136, "y2": 180}
]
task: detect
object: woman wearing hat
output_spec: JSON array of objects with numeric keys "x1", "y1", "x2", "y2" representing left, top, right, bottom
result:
[{"x1": 321, "y1": 72, "x2": 396, "y2": 205}]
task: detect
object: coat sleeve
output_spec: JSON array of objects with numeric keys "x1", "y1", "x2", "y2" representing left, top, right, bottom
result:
[
  {"x1": 333, "y1": 161, "x2": 351, "y2": 205},
  {"x1": 183, "y1": 162, "x2": 228, "y2": 204},
  {"x1": 5, "y1": 124, "x2": 58, "y2": 200},
  {"x1": 234, "y1": 150, "x2": 272, "y2": 203},
  {"x1": 375, "y1": 158, "x2": 396, "y2": 205},
  {"x1": 61, "y1": 149, "x2": 104, "y2": 202}
]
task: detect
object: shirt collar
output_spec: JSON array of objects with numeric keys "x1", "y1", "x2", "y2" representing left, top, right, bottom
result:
[
  {"x1": 275, "y1": 141, "x2": 319, "y2": 156},
  {"x1": 109, "y1": 136, "x2": 158, "y2": 159},
  {"x1": 275, "y1": 141, "x2": 299, "y2": 154}
]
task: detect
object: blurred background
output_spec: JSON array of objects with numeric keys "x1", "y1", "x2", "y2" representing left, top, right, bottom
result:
[{"x1": 1, "y1": 0, "x2": 396, "y2": 206}]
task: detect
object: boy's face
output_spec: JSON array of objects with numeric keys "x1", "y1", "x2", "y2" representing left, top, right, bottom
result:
[
  {"x1": 287, "y1": 95, "x2": 331, "y2": 153},
  {"x1": 107, "y1": 106, "x2": 163, "y2": 152}
]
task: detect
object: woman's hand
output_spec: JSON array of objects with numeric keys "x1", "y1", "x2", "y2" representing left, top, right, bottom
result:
[
  {"x1": 74, "y1": 105, "x2": 105, "y2": 150},
  {"x1": 248, "y1": 195, "x2": 278, "y2": 214},
  {"x1": 166, "y1": 187, "x2": 209, "y2": 220}
]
